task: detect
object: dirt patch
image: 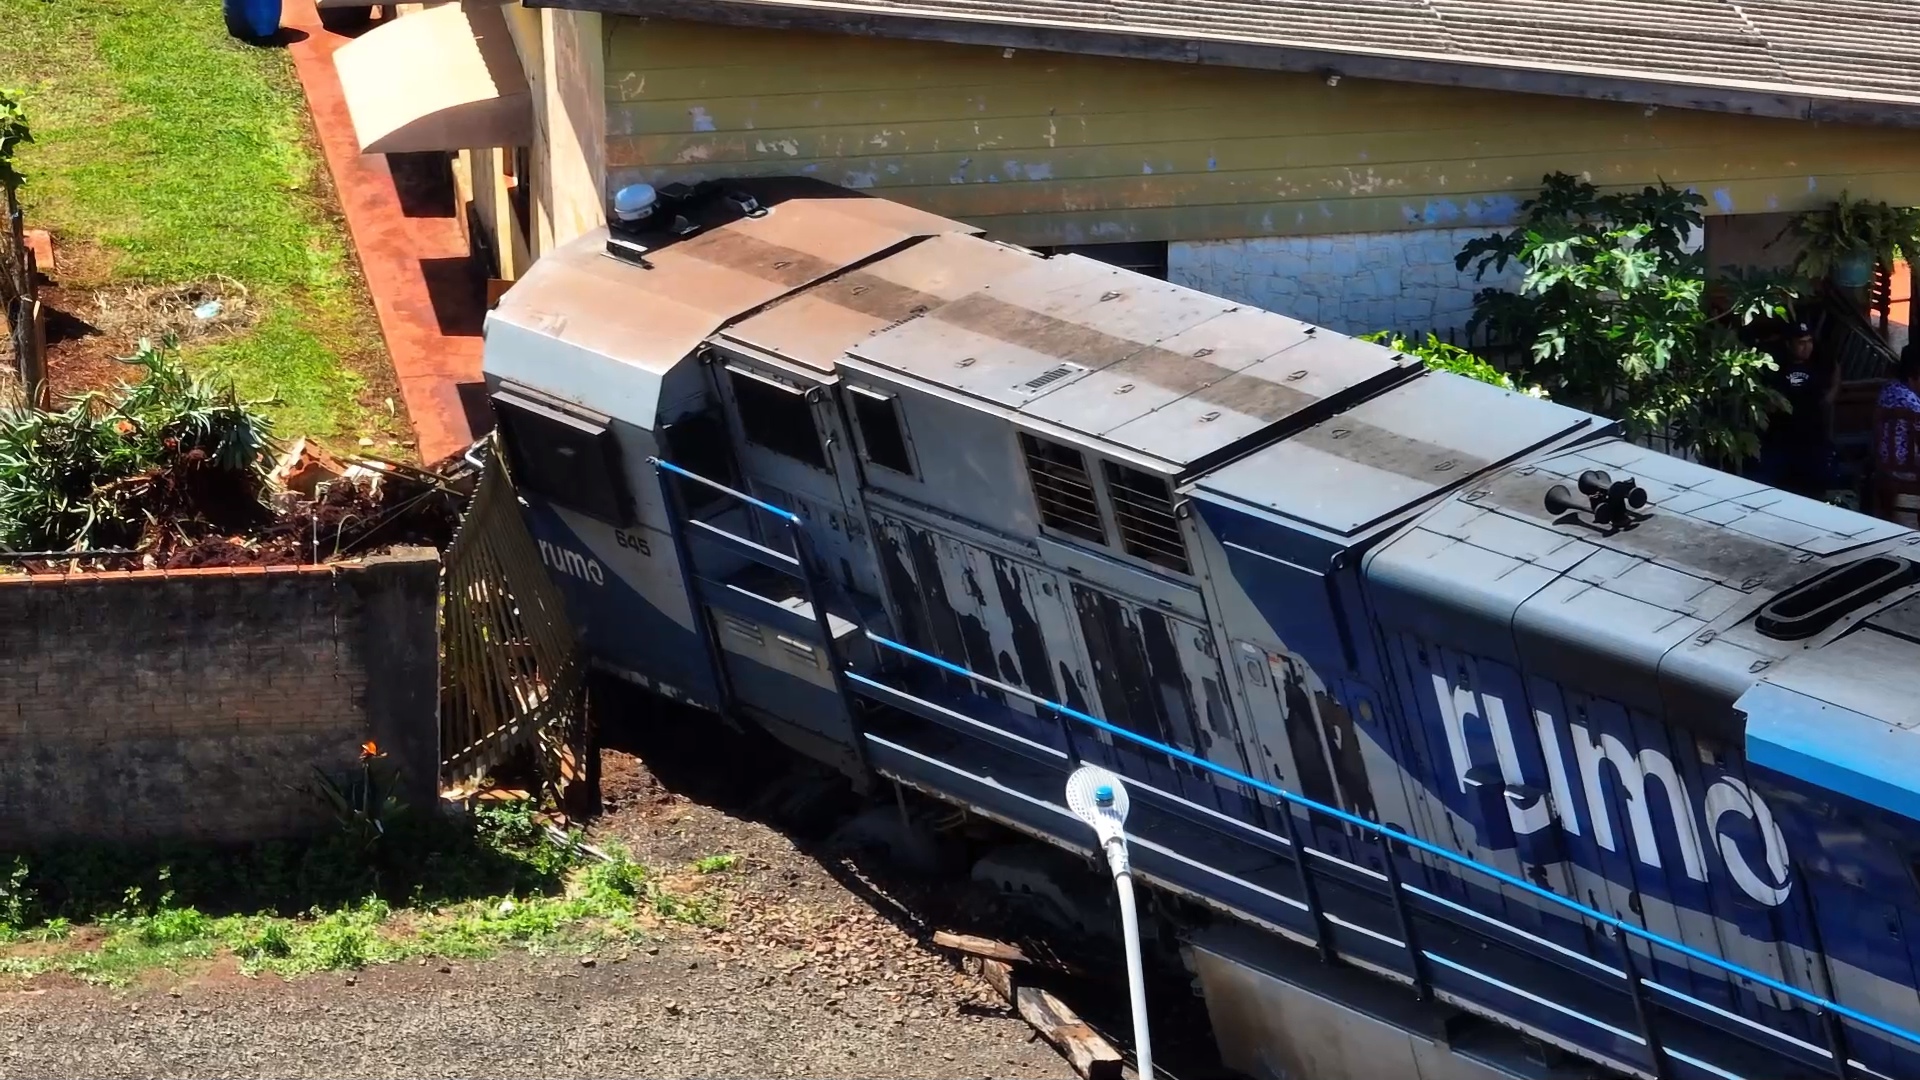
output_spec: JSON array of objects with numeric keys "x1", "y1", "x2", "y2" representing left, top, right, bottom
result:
[
  {"x1": 86, "y1": 278, "x2": 256, "y2": 348},
  {"x1": 0, "y1": 943, "x2": 1072, "y2": 1079},
  {"x1": 14, "y1": 243, "x2": 258, "y2": 406},
  {"x1": 24, "y1": 283, "x2": 130, "y2": 405},
  {"x1": 21, "y1": 283, "x2": 253, "y2": 408},
  {"x1": 2, "y1": 926, "x2": 106, "y2": 964}
]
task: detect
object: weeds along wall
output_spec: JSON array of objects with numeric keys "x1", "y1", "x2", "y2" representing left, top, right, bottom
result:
[{"x1": 0, "y1": 549, "x2": 441, "y2": 848}]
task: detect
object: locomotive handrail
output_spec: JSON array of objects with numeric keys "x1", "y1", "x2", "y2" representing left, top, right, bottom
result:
[
  {"x1": 650, "y1": 457, "x2": 802, "y2": 525},
  {"x1": 859, "y1": 629, "x2": 1920, "y2": 1060},
  {"x1": 650, "y1": 457, "x2": 875, "y2": 778}
]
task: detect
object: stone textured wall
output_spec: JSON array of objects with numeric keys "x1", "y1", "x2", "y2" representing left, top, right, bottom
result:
[
  {"x1": 1168, "y1": 228, "x2": 1524, "y2": 339},
  {"x1": 0, "y1": 550, "x2": 441, "y2": 849}
]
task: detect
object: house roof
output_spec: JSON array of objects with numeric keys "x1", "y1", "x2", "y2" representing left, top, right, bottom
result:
[{"x1": 540, "y1": 0, "x2": 1920, "y2": 126}]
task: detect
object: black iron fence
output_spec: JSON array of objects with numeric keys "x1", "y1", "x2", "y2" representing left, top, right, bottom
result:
[{"x1": 3, "y1": 186, "x2": 42, "y2": 409}]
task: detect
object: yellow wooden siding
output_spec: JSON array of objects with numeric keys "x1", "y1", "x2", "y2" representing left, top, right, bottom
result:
[{"x1": 603, "y1": 19, "x2": 1920, "y2": 246}]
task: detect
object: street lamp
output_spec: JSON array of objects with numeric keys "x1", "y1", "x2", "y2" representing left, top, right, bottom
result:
[{"x1": 1066, "y1": 765, "x2": 1154, "y2": 1080}]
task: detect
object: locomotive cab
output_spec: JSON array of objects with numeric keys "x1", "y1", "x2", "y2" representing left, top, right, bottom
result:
[{"x1": 482, "y1": 179, "x2": 977, "y2": 771}]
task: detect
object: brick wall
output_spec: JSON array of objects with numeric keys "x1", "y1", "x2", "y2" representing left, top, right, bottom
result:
[
  {"x1": 0, "y1": 549, "x2": 441, "y2": 849},
  {"x1": 1167, "y1": 228, "x2": 1524, "y2": 339}
]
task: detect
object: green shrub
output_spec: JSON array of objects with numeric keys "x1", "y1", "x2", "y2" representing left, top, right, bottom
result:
[
  {"x1": 1361, "y1": 332, "x2": 1544, "y2": 397},
  {"x1": 135, "y1": 905, "x2": 213, "y2": 946},
  {"x1": 1455, "y1": 173, "x2": 1796, "y2": 464},
  {"x1": 0, "y1": 856, "x2": 32, "y2": 935},
  {"x1": 0, "y1": 339, "x2": 276, "y2": 551}
]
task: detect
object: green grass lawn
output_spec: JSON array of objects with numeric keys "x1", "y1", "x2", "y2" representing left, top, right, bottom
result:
[
  {"x1": 0, "y1": 802, "x2": 737, "y2": 986},
  {"x1": 1, "y1": 0, "x2": 409, "y2": 451}
]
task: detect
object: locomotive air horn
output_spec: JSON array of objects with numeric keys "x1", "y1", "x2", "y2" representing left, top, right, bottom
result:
[
  {"x1": 1544, "y1": 484, "x2": 1586, "y2": 517},
  {"x1": 1545, "y1": 471, "x2": 1651, "y2": 528}
]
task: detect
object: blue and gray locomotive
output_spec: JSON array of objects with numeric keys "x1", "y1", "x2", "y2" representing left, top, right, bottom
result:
[{"x1": 481, "y1": 178, "x2": 1920, "y2": 1080}]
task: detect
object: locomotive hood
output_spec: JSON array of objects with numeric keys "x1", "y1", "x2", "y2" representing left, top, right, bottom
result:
[{"x1": 1367, "y1": 434, "x2": 1920, "y2": 823}]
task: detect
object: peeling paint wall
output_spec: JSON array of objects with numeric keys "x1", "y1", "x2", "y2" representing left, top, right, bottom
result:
[
  {"x1": 1167, "y1": 229, "x2": 1524, "y2": 337},
  {"x1": 602, "y1": 18, "x2": 1920, "y2": 248}
]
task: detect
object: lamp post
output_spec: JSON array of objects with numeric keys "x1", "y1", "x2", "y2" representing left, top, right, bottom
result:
[{"x1": 1066, "y1": 765, "x2": 1153, "y2": 1080}]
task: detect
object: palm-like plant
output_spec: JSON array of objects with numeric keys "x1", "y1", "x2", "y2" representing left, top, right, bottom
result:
[
  {"x1": 0, "y1": 338, "x2": 276, "y2": 553},
  {"x1": 1784, "y1": 191, "x2": 1920, "y2": 286}
]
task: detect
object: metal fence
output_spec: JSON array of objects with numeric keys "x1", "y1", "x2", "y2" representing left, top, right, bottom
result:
[
  {"x1": 439, "y1": 438, "x2": 590, "y2": 805},
  {"x1": 2, "y1": 189, "x2": 43, "y2": 409}
]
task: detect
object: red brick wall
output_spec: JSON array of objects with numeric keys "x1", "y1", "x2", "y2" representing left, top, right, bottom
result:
[{"x1": 0, "y1": 549, "x2": 441, "y2": 848}]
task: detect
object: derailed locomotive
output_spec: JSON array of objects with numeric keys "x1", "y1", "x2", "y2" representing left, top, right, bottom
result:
[{"x1": 482, "y1": 178, "x2": 1920, "y2": 1080}]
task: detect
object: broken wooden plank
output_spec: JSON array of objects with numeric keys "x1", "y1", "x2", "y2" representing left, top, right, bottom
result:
[
  {"x1": 933, "y1": 931, "x2": 1032, "y2": 965},
  {"x1": 978, "y1": 958, "x2": 1125, "y2": 1080},
  {"x1": 1017, "y1": 985, "x2": 1126, "y2": 1080},
  {"x1": 981, "y1": 957, "x2": 1016, "y2": 1000}
]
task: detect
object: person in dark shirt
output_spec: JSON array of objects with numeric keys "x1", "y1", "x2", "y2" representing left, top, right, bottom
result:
[{"x1": 1756, "y1": 322, "x2": 1840, "y2": 498}]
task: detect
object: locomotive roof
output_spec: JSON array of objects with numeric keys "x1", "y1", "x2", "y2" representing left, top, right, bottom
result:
[
  {"x1": 1369, "y1": 434, "x2": 1920, "y2": 742},
  {"x1": 483, "y1": 178, "x2": 974, "y2": 416},
  {"x1": 846, "y1": 252, "x2": 1427, "y2": 471},
  {"x1": 492, "y1": 180, "x2": 1604, "y2": 531}
]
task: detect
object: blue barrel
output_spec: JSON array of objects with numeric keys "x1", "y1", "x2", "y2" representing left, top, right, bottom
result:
[{"x1": 223, "y1": 0, "x2": 282, "y2": 40}]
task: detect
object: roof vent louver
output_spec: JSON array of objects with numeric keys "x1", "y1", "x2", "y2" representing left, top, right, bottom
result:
[
  {"x1": 1012, "y1": 362, "x2": 1087, "y2": 398},
  {"x1": 1755, "y1": 555, "x2": 1920, "y2": 641}
]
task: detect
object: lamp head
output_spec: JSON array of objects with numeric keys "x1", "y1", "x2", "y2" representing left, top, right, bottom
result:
[{"x1": 1067, "y1": 765, "x2": 1130, "y2": 847}]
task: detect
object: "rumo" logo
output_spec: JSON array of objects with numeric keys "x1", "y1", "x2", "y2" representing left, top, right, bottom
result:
[
  {"x1": 538, "y1": 539, "x2": 605, "y2": 585},
  {"x1": 1432, "y1": 676, "x2": 1792, "y2": 908}
]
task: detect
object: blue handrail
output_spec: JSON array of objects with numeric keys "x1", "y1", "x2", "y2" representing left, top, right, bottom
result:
[
  {"x1": 650, "y1": 457, "x2": 802, "y2": 525},
  {"x1": 862, "y1": 630, "x2": 1920, "y2": 1054}
]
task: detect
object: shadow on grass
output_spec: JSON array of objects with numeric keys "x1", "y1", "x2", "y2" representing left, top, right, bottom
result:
[{"x1": 2, "y1": 802, "x2": 572, "y2": 931}]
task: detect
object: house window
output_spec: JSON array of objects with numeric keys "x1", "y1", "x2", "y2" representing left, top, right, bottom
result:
[
  {"x1": 849, "y1": 386, "x2": 914, "y2": 477},
  {"x1": 1020, "y1": 433, "x2": 1105, "y2": 544},
  {"x1": 728, "y1": 367, "x2": 826, "y2": 469},
  {"x1": 1103, "y1": 461, "x2": 1189, "y2": 574},
  {"x1": 491, "y1": 388, "x2": 633, "y2": 526},
  {"x1": 1035, "y1": 241, "x2": 1169, "y2": 280}
]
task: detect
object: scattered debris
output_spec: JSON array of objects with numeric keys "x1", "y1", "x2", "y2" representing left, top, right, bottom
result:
[
  {"x1": 86, "y1": 278, "x2": 253, "y2": 346},
  {"x1": 0, "y1": 343, "x2": 474, "y2": 574},
  {"x1": 268, "y1": 436, "x2": 347, "y2": 497},
  {"x1": 980, "y1": 959, "x2": 1126, "y2": 1080},
  {"x1": 933, "y1": 931, "x2": 1033, "y2": 966}
]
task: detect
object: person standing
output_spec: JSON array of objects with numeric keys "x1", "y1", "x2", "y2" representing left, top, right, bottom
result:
[
  {"x1": 1757, "y1": 322, "x2": 1841, "y2": 498},
  {"x1": 1874, "y1": 343, "x2": 1920, "y2": 526}
]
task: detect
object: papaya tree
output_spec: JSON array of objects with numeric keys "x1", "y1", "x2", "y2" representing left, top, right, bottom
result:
[{"x1": 1456, "y1": 173, "x2": 1797, "y2": 466}]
